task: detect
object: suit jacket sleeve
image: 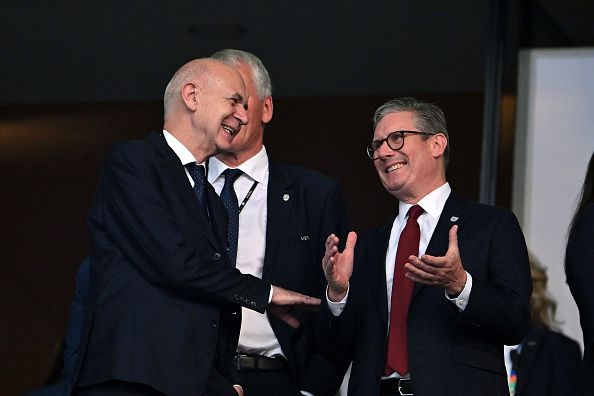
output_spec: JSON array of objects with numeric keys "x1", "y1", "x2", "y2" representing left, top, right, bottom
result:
[
  {"x1": 459, "y1": 209, "x2": 532, "y2": 345},
  {"x1": 62, "y1": 258, "x2": 90, "y2": 383},
  {"x1": 92, "y1": 141, "x2": 270, "y2": 312}
]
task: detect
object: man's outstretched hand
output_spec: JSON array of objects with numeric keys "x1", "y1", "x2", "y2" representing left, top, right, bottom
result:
[
  {"x1": 268, "y1": 286, "x2": 321, "y2": 329},
  {"x1": 322, "y1": 231, "x2": 357, "y2": 302}
]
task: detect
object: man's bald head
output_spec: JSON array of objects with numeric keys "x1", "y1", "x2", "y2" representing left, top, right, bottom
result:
[
  {"x1": 161, "y1": 58, "x2": 249, "y2": 162},
  {"x1": 163, "y1": 58, "x2": 242, "y2": 119}
]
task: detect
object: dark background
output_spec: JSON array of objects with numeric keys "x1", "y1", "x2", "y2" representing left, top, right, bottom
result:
[{"x1": 1, "y1": 1, "x2": 593, "y2": 394}]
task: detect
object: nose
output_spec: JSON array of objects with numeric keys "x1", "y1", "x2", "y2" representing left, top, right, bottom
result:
[{"x1": 235, "y1": 105, "x2": 248, "y2": 126}]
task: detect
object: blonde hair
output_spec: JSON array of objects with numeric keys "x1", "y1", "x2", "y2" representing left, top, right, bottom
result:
[{"x1": 529, "y1": 254, "x2": 558, "y2": 329}]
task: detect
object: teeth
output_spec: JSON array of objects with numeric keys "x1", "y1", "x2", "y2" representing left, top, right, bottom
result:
[
  {"x1": 386, "y1": 163, "x2": 404, "y2": 173},
  {"x1": 222, "y1": 125, "x2": 236, "y2": 135}
]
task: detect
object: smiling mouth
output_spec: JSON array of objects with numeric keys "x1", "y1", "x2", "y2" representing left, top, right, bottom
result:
[
  {"x1": 385, "y1": 163, "x2": 405, "y2": 173},
  {"x1": 222, "y1": 125, "x2": 239, "y2": 136}
]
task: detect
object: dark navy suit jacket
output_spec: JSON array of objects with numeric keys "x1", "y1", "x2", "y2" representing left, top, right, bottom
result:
[
  {"x1": 259, "y1": 163, "x2": 349, "y2": 395},
  {"x1": 513, "y1": 325, "x2": 582, "y2": 396},
  {"x1": 319, "y1": 192, "x2": 532, "y2": 396},
  {"x1": 73, "y1": 132, "x2": 271, "y2": 396}
]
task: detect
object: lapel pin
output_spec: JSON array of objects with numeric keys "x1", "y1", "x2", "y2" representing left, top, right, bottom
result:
[
  {"x1": 283, "y1": 194, "x2": 290, "y2": 201},
  {"x1": 450, "y1": 216, "x2": 459, "y2": 222}
]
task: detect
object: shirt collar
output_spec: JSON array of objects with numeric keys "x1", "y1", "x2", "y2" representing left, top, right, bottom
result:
[
  {"x1": 398, "y1": 182, "x2": 451, "y2": 219},
  {"x1": 207, "y1": 146, "x2": 269, "y2": 186},
  {"x1": 163, "y1": 129, "x2": 204, "y2": 166}
]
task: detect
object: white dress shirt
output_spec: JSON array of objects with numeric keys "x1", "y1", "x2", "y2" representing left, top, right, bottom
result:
[
  {"x1": 163, "y1": 130, "x2": 203, "y2": 181},
  {"x1": 208, "y1": 147, "x2": 285, "y2": 357}
]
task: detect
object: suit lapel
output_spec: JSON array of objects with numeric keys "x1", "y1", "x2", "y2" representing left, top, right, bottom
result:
[
  {"x1": 366, "y1": 225, "x2": 392, "y2": 325},
  {"x1": 145, "y1": 132, "x2": 218, "y2": 249},
  {"x1": 263, "y1": 164, "x2": 294, "y2": 279},
  {"x1": 412, "y1": 192, "x2": 470, "y2": 299}
]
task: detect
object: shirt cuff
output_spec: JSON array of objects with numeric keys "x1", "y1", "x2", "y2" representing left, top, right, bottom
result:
[
  {"x1": 268, "y1": 286, "x2": 273, "y2": 303},
  {"x1": 445, "y1": 272, "x2": 472, "y2": 311},
  {"x1": 326, "y1": 283, "x2": 349, "y2": 316},
  {"x1": 301, "y1": 391, "x2": 314, "y2": 396}
]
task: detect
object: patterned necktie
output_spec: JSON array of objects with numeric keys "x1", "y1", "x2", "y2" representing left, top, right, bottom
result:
[
  {"x1": 385, "y1": 204, "x2": 424, "y2": 376},
  {"x1": 220, "y1": 168, "x2": 244, "y2": 267},
  {"x1": 185, "y1": 163, "x2": 207, "y2": 214}
]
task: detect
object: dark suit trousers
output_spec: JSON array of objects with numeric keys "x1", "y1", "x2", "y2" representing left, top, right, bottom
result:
[
  {"x1": 72, "y1": 380, "x2": 164, "y2": 396},
  {"x1": 238, "y1": 370, "x2": 301, "y2": 396},
  {"x1": 73, "y1": 375, "x2": 239, "y2": 396}
]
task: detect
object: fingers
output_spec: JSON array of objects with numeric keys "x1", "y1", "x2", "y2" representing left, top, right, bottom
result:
[
  {"x1": 322, "y1": 234, "x2": 340, "y2": 269},
  {"x1": 278, "y1": 311, "x2": 301, "y2": 329},
  {"x1": 404, "y1": 257, "x2": 438, "y2": 285},
  {"x1": 325, "y1": 233, "x2": 339, "y2": 251}
]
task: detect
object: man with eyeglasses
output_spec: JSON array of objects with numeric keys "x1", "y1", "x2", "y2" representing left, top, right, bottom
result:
[{"x1": 320, "y1": 97, "x2": 532, "y2": 396}]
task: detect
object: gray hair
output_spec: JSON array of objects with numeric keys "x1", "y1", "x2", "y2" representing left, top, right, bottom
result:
[
  {"x1": 211, "y1": 49, "x2": 272, "y2": 100},
  {"x1": 373, "y1": 97, "x2": 450, "y2": 167}
]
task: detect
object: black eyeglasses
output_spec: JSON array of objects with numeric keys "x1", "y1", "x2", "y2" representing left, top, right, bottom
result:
[{"x1": 366, "y1": 130, "x2": 432, "y2": 160}]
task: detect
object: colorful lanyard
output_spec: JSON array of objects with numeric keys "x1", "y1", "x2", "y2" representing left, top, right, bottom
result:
[{"x1": 508, "y1": 367, "x2": 517, "y2": 396}]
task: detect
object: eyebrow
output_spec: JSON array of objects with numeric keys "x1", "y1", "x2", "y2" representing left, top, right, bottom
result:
[{"x1": 229, "y1": 93, "x2": 245, "y2": 104}]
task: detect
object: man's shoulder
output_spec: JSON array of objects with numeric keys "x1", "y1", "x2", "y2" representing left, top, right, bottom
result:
[
  {"x1": 106, "y1": 133, "x2": 161, "y2": 162},
  {"x1": 270, "y1": 162, "x2": 341, "y2": 188},
  {"x1": 542, "y1": 328, "x2": 581, "y2": 350},
  {"x1": 449, "y1": 192, "x2": 516, "y2": 220}
]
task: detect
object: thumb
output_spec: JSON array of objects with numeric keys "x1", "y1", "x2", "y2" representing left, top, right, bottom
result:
[
  {"x1": 344, "y1": 231, "x2": 358, "y2": 253},
  {"x1": 447, "y1": 225, "x2": 459, "y2": 254}
]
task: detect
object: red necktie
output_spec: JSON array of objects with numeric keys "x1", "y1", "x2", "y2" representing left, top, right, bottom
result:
[{"x1": 385, "y1": 204, "x2": 424, "y2": 376}]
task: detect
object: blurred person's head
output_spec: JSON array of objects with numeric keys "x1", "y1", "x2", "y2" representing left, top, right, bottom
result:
[{"x1": 529, "y1": 254, "x2": 558, "y2": 329}]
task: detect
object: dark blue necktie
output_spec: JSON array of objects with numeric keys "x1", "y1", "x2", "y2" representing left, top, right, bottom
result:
[
  {"x1": 185, "y1": 163, "x2": 207, "y2": 214},
  {"x1": 220, "y1": 168, "x2": 244, "y2": 266}
]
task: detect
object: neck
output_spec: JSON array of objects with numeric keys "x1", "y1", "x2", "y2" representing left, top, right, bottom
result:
[
  {"x1": 164, "y1": 122, "x2": 214, "y2": 163},
  {"x1": 397, "y1": 176, "x2": 447, "y2": 204},
  {"x1": 216, "y1": 145, "x2": 263, "y2": 168}
]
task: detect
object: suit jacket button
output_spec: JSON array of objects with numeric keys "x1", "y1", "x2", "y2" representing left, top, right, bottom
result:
[
  {"x1": 213, "y1": 252, "x2": 221, "y2": 260},
  {"x1": 211, "y1": 320, "x2": 218, "y2": 328}
]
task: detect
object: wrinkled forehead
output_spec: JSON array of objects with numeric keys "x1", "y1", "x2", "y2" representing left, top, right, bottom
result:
[{"x1": 210, "y1": 65, "x2": 248, "y2": 103}]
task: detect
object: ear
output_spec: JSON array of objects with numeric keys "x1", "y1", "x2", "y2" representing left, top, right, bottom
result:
[
  {"x1": 181, "y1": 82, "x2": 199, "y2": 111},
  {"x1": 431, "y1": 133, "x2": 447, "y2": 159},
  {"x1": 261, "y1": 96, "x2": 273, "y2": 124}
]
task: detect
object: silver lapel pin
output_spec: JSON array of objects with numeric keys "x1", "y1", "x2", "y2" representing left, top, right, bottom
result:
[
  {"x1": 283, "y1": 194, "x2": 290, "y2": 201},
  {"x1": 450, "y1": 216, "x2": 459, "y2": 222}
]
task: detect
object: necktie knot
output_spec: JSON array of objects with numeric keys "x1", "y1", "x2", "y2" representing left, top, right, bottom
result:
[
  {"x1": 186, "y1": 162, "x2": 206, "y2": 179},
  {"x1": 185, "y1": 163, "x2": 207, "y2": 208},
  {"x1": 222, "y1": 168, "x2": 244, "y2": 186},
  {"x1": 407, "y1": 204, "x2": 424, "y2": 223}
]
